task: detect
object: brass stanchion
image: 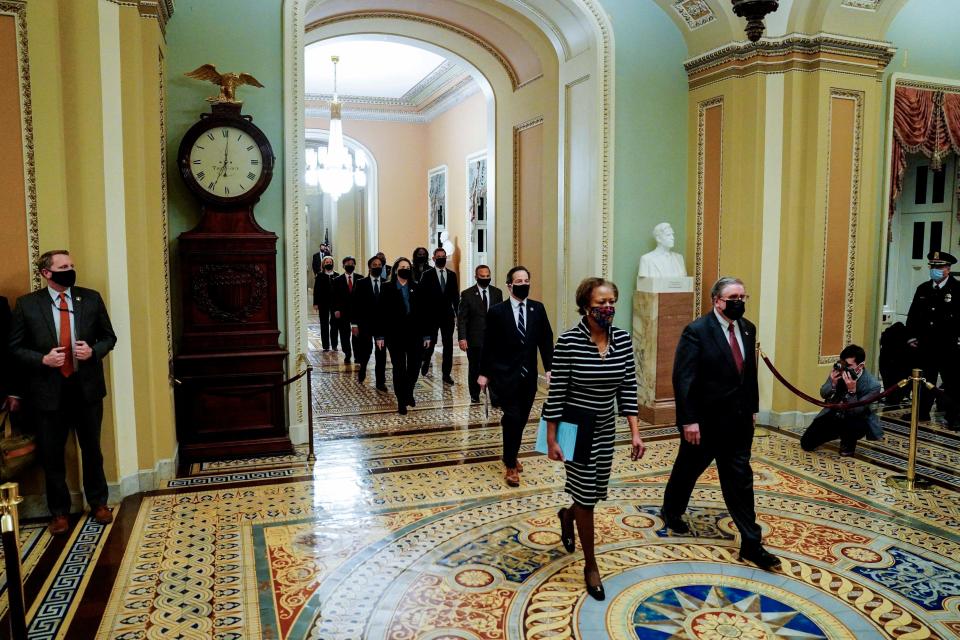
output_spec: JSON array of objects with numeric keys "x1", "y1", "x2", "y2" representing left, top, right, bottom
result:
[
  {"x1": 0, "y1": 482, "x2": 28, "y2": 640},
  {"x1": 886, "y1": 368, "x2": 932, "y2": 491},
  {"x1": 754, "y1": 340, "x2": 769, "y2": 438}
]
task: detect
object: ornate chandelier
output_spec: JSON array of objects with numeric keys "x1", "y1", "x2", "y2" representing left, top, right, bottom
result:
[
  {"x1": 731, "y1": 0, "x2": 779, "y2": 42},
  {"x1": 316, "y1": 56, "x2": 356, "y2": 200}
]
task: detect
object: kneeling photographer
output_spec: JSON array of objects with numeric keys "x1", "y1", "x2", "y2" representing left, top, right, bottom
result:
[{"x1": 801, "y1": 344, "x2": 882, "y2": 457}]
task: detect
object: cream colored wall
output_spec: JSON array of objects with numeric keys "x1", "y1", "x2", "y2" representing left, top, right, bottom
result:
[
  {"x1": 20, "y1": 0, "x2": 174, "y2": 511},
  {"x1": 425, "y1": 92, "x2": 487, "y2": 279},
  {"x1": 306, "y1": 90, "x2": 487, "y2": 276}
]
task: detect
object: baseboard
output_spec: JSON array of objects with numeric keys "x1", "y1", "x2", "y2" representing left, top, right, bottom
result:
[
  {"x1": 758, "y1": 410, "x2": 818, "y2": 429},
  {"x1": 289, "y1": 420, "x2": 308, "y2": 445},
  {"x1": 19, "y1": 453, "x2": 177, "y2": 521}
]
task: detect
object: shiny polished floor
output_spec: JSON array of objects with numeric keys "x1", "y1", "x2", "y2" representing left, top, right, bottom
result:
[{"x1": 3, "y1": 326, "x2": 960, "y2": 639}]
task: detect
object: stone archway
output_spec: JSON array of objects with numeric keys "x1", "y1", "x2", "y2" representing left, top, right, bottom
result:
[{"x1": 282, "y1": 0, "x2": 614, "y2": 441}]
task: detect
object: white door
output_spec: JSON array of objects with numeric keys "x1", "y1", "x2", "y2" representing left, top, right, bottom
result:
[
  {"x1": 465, "y1": 153, "x2": 488, "y2": 286},
  {"x1": 890, "y1": 156, "x2": 957, "y2": 324}
]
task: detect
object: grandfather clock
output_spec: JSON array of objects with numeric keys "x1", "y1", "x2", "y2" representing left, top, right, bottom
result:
[{"x1": 173, "y1": 101, "x2": 292, "y2": 459}]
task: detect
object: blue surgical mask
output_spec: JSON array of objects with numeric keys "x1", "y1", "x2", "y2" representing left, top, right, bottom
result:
[{"x1": 930, "y1": 268, "x2": 945, "y2": 281}]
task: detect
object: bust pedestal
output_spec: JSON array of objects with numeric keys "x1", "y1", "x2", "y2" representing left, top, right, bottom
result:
[{"x1": 633, "y1": 277, "x2": 694, "y2": 424}]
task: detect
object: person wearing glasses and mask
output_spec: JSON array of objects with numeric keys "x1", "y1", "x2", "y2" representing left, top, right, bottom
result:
[
  {"x1": 660, "y1": 276, "x2": 777, "y2": 571},
  {"x1": 478, "y1": 266, "x2": 553, "y2": 488},
  {"x1": 801, "y1": 344, "x2": 882, "y2": 456},
  {"x1": 374, "y1": 258, "x2": 435, "y2": 414},
  {"x1": 906, "y1": 251, "x2": 960, "y2": 429},
  {"x1": 9, "y1": 250, "x2": 117, "y2": 535},
  {"x1": 312, "y1": 255, "x2": 340, "y2": 353},
  {"x1": 543, "y1": 277, "x2": 645, "y2": 601}
]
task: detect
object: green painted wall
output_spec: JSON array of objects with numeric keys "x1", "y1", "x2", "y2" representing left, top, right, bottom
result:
[
  {"x1": 165, "y1": 0, "x2": 286, "y2": 343},
  {"x1": 601, "y1": 0, "x2": 689, "y2": 327},
  {"x1": 885, "y1": 0, "x2": 960, "y2": 81}
]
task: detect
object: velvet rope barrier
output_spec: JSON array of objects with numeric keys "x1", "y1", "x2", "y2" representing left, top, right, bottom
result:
[{"x1": 758, "y1": 350, "x2": 917, "y2": 410}]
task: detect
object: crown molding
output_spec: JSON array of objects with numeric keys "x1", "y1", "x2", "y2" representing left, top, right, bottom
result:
[
  {"x1": 685, "y1": 32, "x2": 896, "y2": 89},
  {"x1": 306, "y1": 78, "x2": 480, "y2": 123}
]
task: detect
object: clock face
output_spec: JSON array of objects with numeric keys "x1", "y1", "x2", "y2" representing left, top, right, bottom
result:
[{"x1": 188, "y1": 126, "x2": 264, "y2": 199}]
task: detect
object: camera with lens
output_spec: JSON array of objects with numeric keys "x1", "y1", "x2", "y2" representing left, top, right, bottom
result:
[{"x1": 833, "y1": 361, "x2": 858, "y2": 377}]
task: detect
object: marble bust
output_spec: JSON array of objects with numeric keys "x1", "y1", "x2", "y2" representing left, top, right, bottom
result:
[{"x1": 638, "y1": 223, "x2": 687, "y2": 278}]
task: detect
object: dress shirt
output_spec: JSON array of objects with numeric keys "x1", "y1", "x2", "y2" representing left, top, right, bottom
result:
[
  {"x1": 510, "y1": 296, "x2": 526, "y2": 330},
  {"x1": 713, "y1": 308, "x2": 744, "y2": 360}
]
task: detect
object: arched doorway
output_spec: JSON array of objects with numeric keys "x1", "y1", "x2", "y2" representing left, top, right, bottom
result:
[{"x1": 282, "y1": 0, "x2": 614, "y2": 441}]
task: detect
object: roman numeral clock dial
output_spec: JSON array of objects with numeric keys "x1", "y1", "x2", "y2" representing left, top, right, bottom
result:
[
  {"x1": 177, "y1": 106, "x2": 274, "y2": 209},
  {"x1": 189, "y1": 127, "x2": 263, "y2": 198}
]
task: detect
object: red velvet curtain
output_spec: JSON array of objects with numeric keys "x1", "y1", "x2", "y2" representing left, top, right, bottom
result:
[{"x1": 889, "y1": 87, "x2": 960, "y2": 231}]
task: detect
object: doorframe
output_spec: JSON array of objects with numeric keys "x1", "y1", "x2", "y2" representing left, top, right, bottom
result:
[
  {"x1": 464, "y1": 148, "x2": 487, "y2": 286},
  {"x1": 877, "y1": 72, "x2": 960, "y2": 359}
]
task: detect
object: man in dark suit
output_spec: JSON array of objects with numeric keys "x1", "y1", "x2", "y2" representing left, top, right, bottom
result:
[
  {"x1": 478, "y1": 266, "x2": 553, "y2": 487},
  {"x1": 906, "y1": 250, "x2": 960, "y2": 428},
  {"x1": 351, "y1": 255, "x2": 388, "y2": 390},
  {"x1": 457, "y1": 264, "x2": 503, "y2": 403},
  {"x1": 419, "y1": 247, "x2": 460, "y2": 384},
  {"x1": 1, "y1": 295, "x2": 18, "y2": 413},
  {"x1": 312, "y1": 255, "x2": 339, "y2": 352},
  {"x1": 660, "y1": 276, "x2": 776, "y2": 570},
  {"x1": 332, "y1": 256, "x2": 360, "y2": 364},
  {"x1": 9, "y1": 250, "x2": 117, "y2": 535}
]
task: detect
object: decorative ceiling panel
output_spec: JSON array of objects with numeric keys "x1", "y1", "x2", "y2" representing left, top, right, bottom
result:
[
  {"x1": 671, "y1": 0, "x2": 716, "y2": 30},
  {"x1": 841, "y1": 0, "x2": 883, "y2": 10}
]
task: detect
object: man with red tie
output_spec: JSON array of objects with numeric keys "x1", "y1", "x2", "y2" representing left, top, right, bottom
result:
[
  {"x1": 332, "y1": 256, "x2": 361, "y2": 365},
  {"x1": 9, "y1": 250, "x2": 117, "y2": 535},
  {"x1": 660, "y1": 276, "x2": 776, "y2": 570}
]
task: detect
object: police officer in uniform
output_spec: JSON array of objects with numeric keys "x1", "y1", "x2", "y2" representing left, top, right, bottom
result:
[{"x1": 906, "y1": 251, "x2": 960, "y2": 430}]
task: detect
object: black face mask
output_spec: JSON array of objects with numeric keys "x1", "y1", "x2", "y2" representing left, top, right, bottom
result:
[
  {"x1": 323, "y1": 265, "x2": 334, "y2": 272},
  {"x1": 370, "y1": 267, "x2": 383, "y2": 278},
  {"x1": 344, "y1": 264, "x2": 355, "y2": 274},
  {"x1": 511, "y1": 284, "x2": 530, "y2": 300},
  {"x1": 414, "y1": 254, "x2": 428, "y2": 264},
  {"x1": 476, "y1": 278, "x2": 491, "y2": 288},
  {"x1": 434, "y1": 257, "x2": 446, "y2": 268},
  {"x1": 722, "y1": 299, "x2": 745, "y2": 321},
  {"x1": 397, "y1": 268, "x2": 412, "y2": 280},
  {"x1": 49, "y1": 269, "x2": 77, "y2": 288}
]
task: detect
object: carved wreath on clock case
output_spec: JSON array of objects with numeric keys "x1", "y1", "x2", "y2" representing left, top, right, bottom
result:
[{"x1": 192, "y1": 264, "x2": 268, "y2": 323}]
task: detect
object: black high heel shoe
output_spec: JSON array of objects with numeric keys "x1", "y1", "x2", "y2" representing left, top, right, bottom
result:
[
  {"x1": 584, "y1": 568, "x2": 605, "y2": 601},
  {"x1": 557, "y1": 508, "x2": 575, "y2": 553}
]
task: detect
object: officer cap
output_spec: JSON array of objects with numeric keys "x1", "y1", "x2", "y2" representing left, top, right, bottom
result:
[{"x1": 927, "y1": 251, "x2": 957, "y2": 266}]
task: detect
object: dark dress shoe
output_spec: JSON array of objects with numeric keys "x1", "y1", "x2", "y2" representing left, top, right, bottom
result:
[
  {"x1": 344, "y1": 357, "x2": 352, "y2": 365},
  {"x1": 839, "y1": 445, "x2": 855, "y2": 457},
  {"x1": 584, "y1": 569, "x2": 605, "y2": 601},
  {"x1": 92, "y1": 505, "x2": 113, "y2": 525},
  {"x1": 421, "y1": 364, "x2": 430, "y2": 376},
  {"x1": 398, "y1": 404, "x2": 407, "y2": 415},
  {"x1": 471, "y1": 396, "x2": 480, "y2": 403},
  {"x1": 739, "y1": 545, "x2": 778, "y2": 571},
  {"x1": 407, "y1": 396, "x2": 416, "y2": 407},
  {"x1": 443, "y1": 375, "x2": 455, "y2": 385},
  {"x1": 376, "y1": 383, "x2": 388, "y2": 392},
  {"x1": 48, "y1": 515, "x2": 69, "y2": 535},
  {"x1": 358, "y1": 368, "x2": 367, "y2": 383},
  {"x1": 557, "y1": 508, "x2": 575, "y2": 553},
  {"x1": 661, "y1": 512, "x2": 690, "y2": 534}
]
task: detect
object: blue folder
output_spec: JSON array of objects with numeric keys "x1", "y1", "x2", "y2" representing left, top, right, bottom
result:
[{"x1": 534, "y1": 418, "x2": 578, "y2": 460}]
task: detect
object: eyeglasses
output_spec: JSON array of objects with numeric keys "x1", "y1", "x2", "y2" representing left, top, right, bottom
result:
[{"x1": 721, "y1": 295, "x2": 750, "y2": 301}]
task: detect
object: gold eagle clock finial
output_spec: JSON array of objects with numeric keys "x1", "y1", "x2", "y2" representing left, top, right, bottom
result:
[{"x1": 184, "y1": 64, "x2": 265, "y2": 104}]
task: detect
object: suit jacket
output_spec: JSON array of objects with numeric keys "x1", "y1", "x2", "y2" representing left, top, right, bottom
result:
[
  {"x1": 332, "y1": 272, "x2": 361, "y2": 317},
  {"x1": 419, "y1": 268, "x2": 460, "y2": 323},
  {"x1": 479, "y1": 298, "x2": 553, "y2": 393},
  {"x1": 350, "y1": 276, "x2": 387, "y2": 334},
  {"x1": 672, "y1": 312, "x2": 759, "y2": 428},
  {"x1": 313, "y1": 270, "x2": 339, "y2": 308},
  {"x1": 457, "y1": 284, "x2": 503, "y2": 346},
  {"x1": 9, "y1": 287, "x2": 117, "y2": 406},
  {"x1": 373, "y1": 279, "x2": 436, "y2": 343},
  {"x1": 0, "y1": 295, "x2": 15, "y2": 399},
  {"x1": 816, "y1": 369, "x2": 883, "y2": 440},
  {"x1": 311, "y1": 251, "x2": 326, "y2": 277}
]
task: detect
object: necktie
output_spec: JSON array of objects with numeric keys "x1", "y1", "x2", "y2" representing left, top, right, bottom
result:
[
  {"x1": 481, "y1": 288, "x2": 487, "y2": 309},
  {"x1": 728, "y1": 322, "x2": 743, "y2": 374},
  {"x1": 440, "y1": 270, "x2": 446, "y2": 291},
  {"x1": 374, "y1": 279, "x2": 380, "y2": 298},
  {"x1": 58, "y1": 292, "x2": 74, "y2": 377},
  {"x1": 518, "y1": 304, "x2": 528, "y2": 377},
  {"x1": 347, "y1": 275, "x2": 353, "y2": 292}
]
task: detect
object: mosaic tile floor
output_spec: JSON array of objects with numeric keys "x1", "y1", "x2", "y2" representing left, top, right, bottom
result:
[{"x1": 6, "y1": 337, "x2": 960, "y2": 639}]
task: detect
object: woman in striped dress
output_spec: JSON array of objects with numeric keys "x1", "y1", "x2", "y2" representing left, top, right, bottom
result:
[{"x1": 543, "y1": 277, "x2": 645, "y2": 601}]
